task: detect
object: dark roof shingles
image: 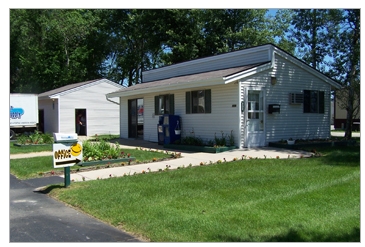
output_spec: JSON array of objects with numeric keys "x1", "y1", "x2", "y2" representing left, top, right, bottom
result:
[{"x1": 113, "y1": 62, "x2": 269, "y2": 93}]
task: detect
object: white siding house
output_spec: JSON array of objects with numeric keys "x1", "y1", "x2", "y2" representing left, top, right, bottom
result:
[
  {"x1": 107, "y1": 44, "x2": 341, "y2": 148},
  {"x1": 38, "y1": 79, "x2": 124, "y2": 137}
]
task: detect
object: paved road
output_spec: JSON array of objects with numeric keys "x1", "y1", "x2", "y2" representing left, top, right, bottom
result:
[{"x1": 9, "y1": 174, "x2": 142, "y2": 242}]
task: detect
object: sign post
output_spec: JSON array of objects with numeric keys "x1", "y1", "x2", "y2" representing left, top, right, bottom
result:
[
  {"x1": 53, "y1": 133, "x2": 82, "y2": 187},
  {"x1": 64, "y1": 167, "x2": 71, "y2": 187}
]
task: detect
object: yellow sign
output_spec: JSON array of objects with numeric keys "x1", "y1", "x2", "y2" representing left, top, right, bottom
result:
[{"x1": 53, "y1": 142, "x2": 83, "y2": 168}]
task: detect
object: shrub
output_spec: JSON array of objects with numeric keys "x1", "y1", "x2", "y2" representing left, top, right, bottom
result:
[
  {"x1": 214, "y1": 131, "x2": 227, "y2": 147},
  {"x1": 15, "y1": 131, "x2": 54, "y2": 145},
  {"x1": 82, "y1": 140, "x2": 124, "y2": 161},
  {"x1": 181, "y1": 136, "x2": 204, "y2": 146}
]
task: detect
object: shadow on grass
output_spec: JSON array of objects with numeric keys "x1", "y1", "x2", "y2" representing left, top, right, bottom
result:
[
  {"x1": 216, "y1": 227, "x2": 360, "y2": 242},
  {"x1": 266, "y1": 227, "x2": 360, "y2": 242},
  {"x1": 318, "y1": 146, "x2": 360, "y2": 167}
]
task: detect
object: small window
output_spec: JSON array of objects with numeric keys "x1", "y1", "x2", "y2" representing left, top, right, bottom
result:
[
  {"x1": 155, "y1": 94, "x2": 174, "y2": 115},
  {"x1": 303, "y1": 90, "x2": 325, "y2": 113},
  {"x1": 186, "y1": 89, "x2": 211, "y2": 114}
]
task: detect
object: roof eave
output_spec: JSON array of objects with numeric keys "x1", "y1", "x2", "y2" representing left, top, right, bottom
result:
[
  {"x1": 223, "y1": 63, "x2": 272, "y2": 84},
  {"x1": 106, "y1": 78, "x2": 224, "y2": 98}
]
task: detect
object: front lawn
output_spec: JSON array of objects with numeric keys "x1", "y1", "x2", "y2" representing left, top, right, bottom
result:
[
  {"x1": 47, "y1": 146, "x2": 360, "y2": 242},
  {"x1": 10, "y1": 143, "x2": 53, "y2": 154}
]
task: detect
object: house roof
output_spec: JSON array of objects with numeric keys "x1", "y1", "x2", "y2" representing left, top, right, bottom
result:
[
  {"x1": 38, "y1": 78, "x2": 124, "y2": 100},
  {"x1": 107, "y1": 43, "x2": 341, "y2": 99},
  {"x1": 107, "y1": 62, "x2": 271, "y2": 98}
]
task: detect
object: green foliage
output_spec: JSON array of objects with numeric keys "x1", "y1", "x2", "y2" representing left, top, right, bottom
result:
[
  {"x1": 180, "y1": 130, "x2": 235, "y2": 147},
  {"x1": 10, "y1": 9, "x2": 296, "y2": 91},
  {"x1": 15, "y1": 131, "x2": 54, "y2": 145},
  {"x1": 214, "y1": 131, "x2": 227, "y2": 147},
  {"x1": 10, "y1": 9, "x2": 107, "y2": 93},
  {"x1": 82, "y1": 140, "x2": 125, "y2": 161},
  {"x1": 213, "y1": 130, "x2": 235, "y2": 147},
  {"x1": 181, "y1": 136, "x2": 204, "y2": 146}
]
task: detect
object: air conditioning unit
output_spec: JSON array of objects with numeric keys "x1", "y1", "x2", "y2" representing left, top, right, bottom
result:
[{"x1": 289, "y1": 93, "x2": 304, "y2": 104}]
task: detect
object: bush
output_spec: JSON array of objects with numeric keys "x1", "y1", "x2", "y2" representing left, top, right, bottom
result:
[
  {"x1": 16, "y1": 131, "x2": 54, "y2": 145},
  {"x1": 82, "y1": 140, "x2": 124, "y2": 161}
]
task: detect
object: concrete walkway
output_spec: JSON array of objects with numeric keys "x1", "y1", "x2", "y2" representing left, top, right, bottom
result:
[
  {"x1": 10, "y1": 137, "x2": 314, "y2": 182},
  {"x1": 67, "y1": 146, "x2": 312, "y2": 182}
]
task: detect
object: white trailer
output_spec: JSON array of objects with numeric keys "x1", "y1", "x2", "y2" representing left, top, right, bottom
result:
[{"x1": 10, "y1": 94, "x2": 39, "y2": 139}]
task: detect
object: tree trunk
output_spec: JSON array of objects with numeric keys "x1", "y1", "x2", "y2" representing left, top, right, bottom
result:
[{"x1": 344, "y1": 86, "x2": 354, "y2": 139}]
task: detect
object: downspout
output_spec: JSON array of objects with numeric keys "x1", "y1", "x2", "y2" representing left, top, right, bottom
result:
[{"x1": 106, "y1": 95, "x2": 120, "y2": 105}]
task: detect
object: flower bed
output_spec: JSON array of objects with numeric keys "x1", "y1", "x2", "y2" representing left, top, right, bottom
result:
[
  {"x1": 164, "y1": 144, "x2": 237, "y2": 153},
  {"x1": 79, "y1": 157, "x2": 136, "y2": 166},
  {"x1": 166, "y1": 130, "x2": 237, "y2": 153}
]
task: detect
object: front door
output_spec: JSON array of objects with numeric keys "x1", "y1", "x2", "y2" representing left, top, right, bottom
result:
[
  {"x1": 128, "y1": 98, "x2": 144, "y2": 138},
  {"x1": 243, "y1": 88, "x2": 265, "y2": 147},
  {"x1": 75, "y1": 109, "x2": 87, "y2": 136},
  {"x1": 128, "y1": 99, "x2": 138, "y2": 138}
]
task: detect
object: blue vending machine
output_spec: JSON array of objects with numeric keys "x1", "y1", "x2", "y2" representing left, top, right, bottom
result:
[
  {"x1": 157, "y1": 116, "x2": 164, "y2": 145},
  {"x1": 158, "y1": 114, "x2": 181, "y2": 145}
]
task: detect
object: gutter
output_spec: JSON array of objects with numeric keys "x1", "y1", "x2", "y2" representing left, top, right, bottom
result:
[{"x1": 106, "y1": 95, "x2": 120, "y2": 105}]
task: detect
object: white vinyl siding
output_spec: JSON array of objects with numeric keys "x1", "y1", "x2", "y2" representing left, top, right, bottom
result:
[
  {"x1": 121, "y1": 83, "x2": 240, "y2": 145},
  {"x1": 39, "y1": 99, "x2": 59, "y2": 134},
  {"x1": 263, "y1": 55, "x2": 331, "y2": 143},
  {"x1": 39, "y1": 80, "x2": 121, "y2": 136}
]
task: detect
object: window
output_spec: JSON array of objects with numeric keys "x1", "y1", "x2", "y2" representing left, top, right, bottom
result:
[
  {"x1": 303, "y1": 90, "x2": 325, "y2": 113},
  {"x1": 155, "y1": 94, "x2": 174, "y2": 115},
  {"x1": 186, "y1": 89, "x2": 211, "y2": 114}
]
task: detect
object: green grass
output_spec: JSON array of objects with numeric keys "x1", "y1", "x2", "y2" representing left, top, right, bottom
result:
[
  {"x1": 46, "y1": 145, "x2": 360, "y2": 242},
  {"x1": 10, "y1": 148, "x2": 172, "y2": 179},
  {"x1": 88, "y1": 134, "x2": 120, "y2": 141},
  {"x1": 10, "y1": 143, "x2": 53, "y2": 154}
]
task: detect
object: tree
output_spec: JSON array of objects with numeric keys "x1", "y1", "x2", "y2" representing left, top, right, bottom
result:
[
  {"x1": 10, "y1": 9, "x2": 108, "y2": 93},
  {"x1": 162, "y1": 9, "x2": 296, "y2": 64},
  {"x1": 289, "y1": 9, "x2": 333, "y2": 71},
  {"x1": 328, "y1": 9, "x2": 360, "y2": 139},
  {"x1": 11, "y1": 9, "x2": 297, "y2": 91},
  {"x1": 103, "y1": 9, "x2": 168, "y2": 86},
  {"x1": 288, "y1": 9, "x2": 360, "y2": 139}
]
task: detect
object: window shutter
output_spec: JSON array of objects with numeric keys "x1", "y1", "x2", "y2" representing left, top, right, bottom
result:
[
  {"x1": 319, "y1": 91, "x2": 325, "y2": 113},
  {"x1": 303, "y1": 90, "x2": 310, "y2": 113},
  {"x1": 186, "y1": 92, "x2": 191, "y2": 114},
  {"x1": 205, "y1": 89, "x2": 211, "y2": 113},
  {"x1": 154, "y1": 96, "x2": 159, "y2": 115},
  {"x1": 169, "y1": 94, "x2": 175, "y2": 115}
]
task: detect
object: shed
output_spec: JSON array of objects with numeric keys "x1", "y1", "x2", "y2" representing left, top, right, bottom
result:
[
  {"x1": 106, "y1": 44, "x2": 341, "y2": 148},
  {"x1": 333, "y1": 94, "x2": 360, "y2": 131},
  {"x1": 38, "y1": 78, "x2": 124, "y2": 137}
]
